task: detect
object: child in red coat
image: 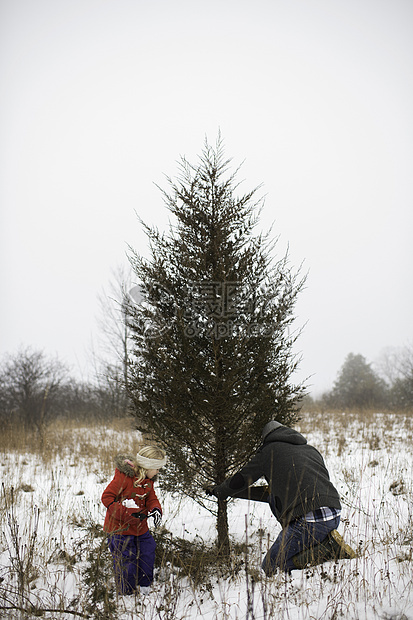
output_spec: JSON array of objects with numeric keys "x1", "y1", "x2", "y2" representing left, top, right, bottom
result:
[{"x1": 102, "y1": 445, "x2": 166, "y2": 594}]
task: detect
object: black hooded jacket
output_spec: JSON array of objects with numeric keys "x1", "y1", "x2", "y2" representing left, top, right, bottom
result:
[{"x1": 213, "y1": 425, "x2": 341, "y2": 527}]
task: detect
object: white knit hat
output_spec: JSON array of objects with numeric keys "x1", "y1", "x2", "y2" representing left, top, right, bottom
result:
[{"x1": 135, "y1": 452, "x2": 167, "y2": 470}]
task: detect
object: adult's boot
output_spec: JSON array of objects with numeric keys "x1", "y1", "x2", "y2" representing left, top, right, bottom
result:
[{"x1": 292, "y1": 530, "x2": 357, "y2": 569}]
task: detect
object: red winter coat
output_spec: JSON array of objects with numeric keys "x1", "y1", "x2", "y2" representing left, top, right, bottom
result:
[{"x1": 102, "y1": 454, "x2": 162, "y2": 536}]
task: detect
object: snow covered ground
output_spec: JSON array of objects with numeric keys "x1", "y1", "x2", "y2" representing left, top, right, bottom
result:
[{"x1": 1, "y1": 411, "x2": 412, "y2": 619}]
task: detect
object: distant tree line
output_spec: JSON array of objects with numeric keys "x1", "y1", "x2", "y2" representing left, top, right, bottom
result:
[
  {"x1": 0, "y1": 346, "x2": 130, "y2": 436},
  {"x1": 2, "y1": 344, "x2": 412, "y2": 439},
  {"x1": 305, "y1": 347, "x2": 413, "y2": 412}
]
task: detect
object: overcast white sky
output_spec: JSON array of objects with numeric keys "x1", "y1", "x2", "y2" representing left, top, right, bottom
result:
[{"x1": 1, "y1": 0, "x2": 412, "y2": 394}]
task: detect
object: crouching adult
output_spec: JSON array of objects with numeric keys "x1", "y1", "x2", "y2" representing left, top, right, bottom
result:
[{"x1": 207, "y1": 421, "x2": 355, "y2": 573}]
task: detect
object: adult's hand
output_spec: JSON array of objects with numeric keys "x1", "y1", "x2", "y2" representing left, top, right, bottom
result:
[{"x1": 203, "y1": 484, "x2": 217, "y2": 497}]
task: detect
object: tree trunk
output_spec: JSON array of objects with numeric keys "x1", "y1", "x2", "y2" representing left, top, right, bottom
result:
[
  {"x1": 217, "y1": 497, "x2": 230, "y2": 560},
  {"x1": 215, "y1": 409, "x2": 230, "y2": 560}
]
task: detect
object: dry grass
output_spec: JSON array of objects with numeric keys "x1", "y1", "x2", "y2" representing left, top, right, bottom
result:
[
  {"x1": 0, "y1": 411, "x2": 412, "y2": 619},
  {"x1": 0, "y1": 416, "x2": 138, "y2": 473}
]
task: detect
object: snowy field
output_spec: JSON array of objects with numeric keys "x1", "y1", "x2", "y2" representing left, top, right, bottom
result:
[{"x1": 1, "y1": 411, "x2": 412, "y2": 619}]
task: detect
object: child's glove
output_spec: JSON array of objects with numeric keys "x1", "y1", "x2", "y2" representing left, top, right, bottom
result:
[
  {"x1": 122, "y1": 499, "x2": 139, "y2": 510},
  {"x1": 148, "y1": 508, "x2": 162, "y2": 528}
]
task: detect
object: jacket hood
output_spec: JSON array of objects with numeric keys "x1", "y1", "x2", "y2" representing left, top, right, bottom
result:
[
  {"x1": 261, "y1": 420, "x2": 283, "y2": 441},
  {"x1": 114, "y1": 454, "x2": 137, "y2": 477},
  {"x1": 262, "y1": 424, "x2": 307, "y2": 446}
]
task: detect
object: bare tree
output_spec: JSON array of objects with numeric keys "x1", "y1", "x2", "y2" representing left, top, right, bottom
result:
[
  {"x1": 93, "y1": 265, "x2": 133, "y2": 417},
  {"x1": 375, "y1": 346, "x2": 405, "y2": 386},
  {"x1": 382, "y1": 343, "x2": 413, "y2": 410},
  {"x1": 0, "y1": 347, "x2": 68, "y2": 441}
]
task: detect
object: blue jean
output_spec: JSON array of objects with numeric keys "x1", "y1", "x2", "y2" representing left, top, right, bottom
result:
[
  {"x1": 262, "y1": 515, "x2": 340, "y2": 574},
  {"x1": 108, "y1": 531, "x2": 156, "y2": 594}
]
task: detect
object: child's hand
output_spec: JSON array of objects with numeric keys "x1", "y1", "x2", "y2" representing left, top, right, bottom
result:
[
  {"x1": 122, "y1": 499, "x2": 139, "y2": 510},
  {"x1": 148, "y1": 508, "x2": 162, "y2": 528}
]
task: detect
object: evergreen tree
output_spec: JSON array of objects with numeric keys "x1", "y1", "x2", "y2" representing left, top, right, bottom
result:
[
  {"x1": 327, "y1": 352, "x2": 387, "y2": 410},
  {"x1": 126, "y1": 137, "x2": 306, "y2": 557}
]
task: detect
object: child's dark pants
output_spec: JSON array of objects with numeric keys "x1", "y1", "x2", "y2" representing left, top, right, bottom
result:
[{"x1": 108, "y1": 531, "x2": 156, "y2": 594}]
